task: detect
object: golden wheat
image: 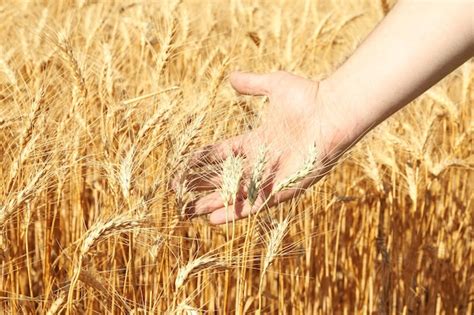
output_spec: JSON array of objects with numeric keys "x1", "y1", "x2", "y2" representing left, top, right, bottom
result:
[{"x1": 0, "y1": 0, "x2": 472, "y2": 314}]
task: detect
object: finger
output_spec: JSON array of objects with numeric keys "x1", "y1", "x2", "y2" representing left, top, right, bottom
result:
[
  {"x1": 208, "y1": 197, "x2": 265, "y2": 224},
  {"x1": 189, "y1": 181, "x2": 248, "y2": 216},
  {"x1": 186, "y1": 174, "x2": 220, "y2": 192},
  {"x1": 230, "y1": 71, "x2": 271, "y2": 96},
  {"x1": 208, "y1": 181, "x2": 312, "y2": 224},
  {"x1": 183, "y1": 149, "x2": 259, "y2": 193},
  {"x1": 208, "y1": 203, "x2": 253, "y2": 224},
  {"x1": 191, "y1": 192, "x2": 226, "y2": 215},
  {"x1": 189, "y1": 134, "x2": 247, "y2": 167}
]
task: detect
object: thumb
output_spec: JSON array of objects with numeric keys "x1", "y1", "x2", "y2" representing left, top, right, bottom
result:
[{"x1": 229, "y1": 71, "x2": 271, "y2": 96}]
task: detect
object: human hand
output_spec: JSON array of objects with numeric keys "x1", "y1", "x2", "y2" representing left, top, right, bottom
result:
[{"x1": 185, "y1": 71, "x2": 357, "y2": 224}]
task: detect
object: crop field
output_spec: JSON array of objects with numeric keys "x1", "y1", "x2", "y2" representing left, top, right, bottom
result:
[{"x1": 0, "y1": 0, "x2": 472, "y2": 314}]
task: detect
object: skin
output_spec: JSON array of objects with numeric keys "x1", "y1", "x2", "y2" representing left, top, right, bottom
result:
[{"x1": 187, "y1": 0, "x2": 474, "y2": 224}]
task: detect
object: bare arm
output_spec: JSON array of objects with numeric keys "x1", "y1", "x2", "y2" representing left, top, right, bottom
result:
[
  {"x1": 188, "y1": 0, "x2": 473, "y2": 224},
  {"x1": 322, "y1": 0, "x2": 474, "y2": 141}
]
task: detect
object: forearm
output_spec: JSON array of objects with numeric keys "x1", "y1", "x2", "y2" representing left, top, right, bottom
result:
[{"x1": 321, "y1": 0, "x2": 473, "y2": 140}]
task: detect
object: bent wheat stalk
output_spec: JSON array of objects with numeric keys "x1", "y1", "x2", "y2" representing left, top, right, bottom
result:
[{"x1": 175, "y1": 256, "x2": 227, "y2": 291}]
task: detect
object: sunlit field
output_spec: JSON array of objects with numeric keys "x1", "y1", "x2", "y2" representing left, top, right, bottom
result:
[{"x1": 0, "y1": 0, "x2": 472, "y2": 314}]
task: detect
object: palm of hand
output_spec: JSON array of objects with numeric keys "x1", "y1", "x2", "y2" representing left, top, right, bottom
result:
[{"x1": 186, "y1": 71, "x2": 343, "y2": 224}]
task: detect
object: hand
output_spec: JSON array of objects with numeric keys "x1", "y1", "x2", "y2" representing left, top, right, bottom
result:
[{"x1": 185, "y1": 71, "x2": 356, "y2": 224}]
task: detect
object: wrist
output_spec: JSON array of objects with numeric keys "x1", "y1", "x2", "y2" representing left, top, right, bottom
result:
[{"x1": 315, "y1": 77, "x2": 366, "y2": 157}]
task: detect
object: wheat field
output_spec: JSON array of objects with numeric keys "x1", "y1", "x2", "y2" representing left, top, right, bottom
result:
[{"x1": 0, "y1": 0, "x2": 472, "y2": 314}]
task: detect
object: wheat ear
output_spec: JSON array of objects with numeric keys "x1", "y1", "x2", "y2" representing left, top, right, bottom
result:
[
  {"x1": 1, "y1": 165, "x2": 50, "y2": 227},
  {"x1": 248, "y1": 146, "x2": 267, "y2": 206},
  {"x1": 7, "y1": 88, "x2": 44, "y2": 192},
  {"x1": 220, "y1": 155, "x2": 244, "y2": 208},
  {"x1": 262, "y1": 219, "x2": 289, "y2": 274},
  {"x1": 119, "y1": 146, "x2": 135, "y2": 200},
  {"x1": 80, "y1": 213, "x2": 148, "y2": 257},
  {"x1": 58, "y1": 37, "x2": 87, "y2": 105},
  {"x1": 67, "y1": 213, "x2": 148, "y2": 311},
  {"x1": 175, "y1": 256, "x2": 227, "y2": 291},
  {"x1": 258, "y1": 218, "x2": 289, "y2": 312},
  {"x1": 46, "y1": 291, "x2": 66, "y2": 315},
  {"x1": 272, "y1": 144, "x2": 318, "y2": 194},
  {"x1": 0, "y1": 55, "x2": 17, "y2": 85},
  {"x1": 170, "y1": 112, "x2": 206, "y2": 169},
  {"x1": 77, "y1": 269, "x2": 131, "y2": 312}
]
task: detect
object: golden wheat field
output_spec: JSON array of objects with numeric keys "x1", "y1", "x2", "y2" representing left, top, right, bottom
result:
[{"x1": 0, "y1": 0, "x2": 472, "y2": 314}]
